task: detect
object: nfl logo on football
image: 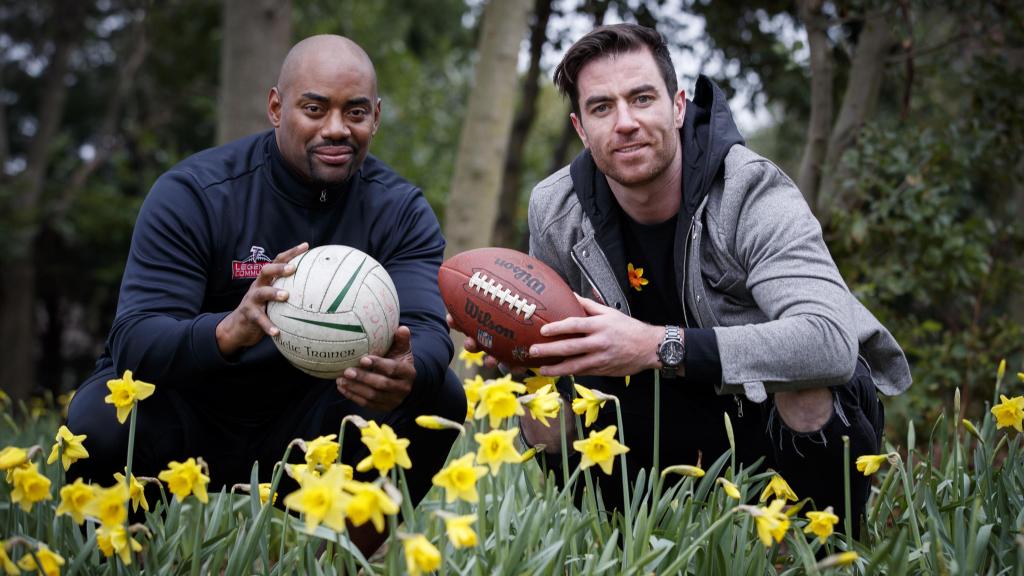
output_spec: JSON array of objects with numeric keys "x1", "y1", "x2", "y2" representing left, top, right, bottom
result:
[{"x1": 476, "y1": 329, "x2": 493, "y2": 349}]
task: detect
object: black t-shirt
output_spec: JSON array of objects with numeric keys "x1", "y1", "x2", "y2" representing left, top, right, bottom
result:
[{"x1": 583, "y1": 209, "x2": 734, "y2": 477}]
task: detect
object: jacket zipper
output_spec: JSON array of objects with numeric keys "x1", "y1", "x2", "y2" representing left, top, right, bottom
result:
[
  {"x1": 686, "y1": 213, "x2": 744, "y2": 418},
  {"x1": 570, "y1": 248, "x2": 609, "y2": 309}
]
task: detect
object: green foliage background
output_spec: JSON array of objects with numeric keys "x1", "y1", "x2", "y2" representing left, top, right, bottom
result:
[{"x1": 0, "y1": 0, "x2": 1021, "y2": 433}]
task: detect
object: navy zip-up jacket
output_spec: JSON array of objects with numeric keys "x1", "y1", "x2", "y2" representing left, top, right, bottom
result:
[{"x1": 97, "y1": 130, "x2": 453, "y2": 420}]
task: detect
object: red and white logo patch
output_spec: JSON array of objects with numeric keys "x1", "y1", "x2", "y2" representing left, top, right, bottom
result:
[{"x1": 232, "y1": 246, "x2": 272, "y2": 279}]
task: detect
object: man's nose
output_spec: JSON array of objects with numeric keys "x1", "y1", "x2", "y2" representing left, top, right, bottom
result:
[
  {"x1": 613, "y1": 102, "x2": 640, "y2": 133},
  {"x1": 321, "y1": 110, "x2": 351, "y2": 140}
]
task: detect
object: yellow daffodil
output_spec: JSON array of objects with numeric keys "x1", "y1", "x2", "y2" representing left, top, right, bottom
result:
[
  {"x1": 415, "y1": 415, "x2": 466, "y2": 433},
  {"x1": 753, "y1": 499, "x2": 790, "y2": 547},
  {"x1": 443, "y1": 514, "x2": 479, "y2": 549},
  {"x1": 158, "y1": 457, "x2": 210, "y2": 503},
  {"x1": 475, "y1": 375, "x2": 527, "y2": 427},
  {"x1": 432, "y1": 453, "x2": 488, "y2": 503},
  {"x1": 523, "y1": 384, "x2": 560, "y2": 427},
  {"x1": 458, "y1": 349, "x2": 486, "y2": 369},
  {"x1": 304, "y1": 434, "x2": 340, "y2": 469},
  {"x1": 572, "y1": 384, "x2": 607, "y2": 427},
  {"x1": 344, "y1": 480, "x2": 400, "y2": 533},
  {"x1": 627, "y1": 262, "x2": 649, "y2": 291},
  {"x1": 804, "y1": 507, "x2": 839, "y2": 543},
  {"x1": 11, "y1": 462, "x2": 52, "y2": 512},
  {"x1": 58, "y1": 390, "x2": 76, "y2": 418},
  {"x1": 717, "y1": 477, "x2": 742, "y2": 500},
  {"x1": 86, "y1": 483, "x2": 129, "y2": 527},
  {"x1": 759, "y1": 473, "x2": 798, "y2": 503},
  {"x1": 474, "y1": 428, "x2": 522, "y2": 475},
  {"x1": 519, "y1": 447, "x2": 540, "y2": 463},
  {"x1": 856, "y1": 454, "x2": 888, "y2": 476},
  {"x1": 0, "y1": 446, "x2": 28, "y2": 470},
  {"x1": 661, "y1": 464, "x2": 705, "y2": 478},
  {"x1": 114, "y1": 471, "x2": 149, "y2": 513},
  {"x1": 46, "y1": 425, "x2": 89, "y2": 471},
  {"x1": 991, "y1": 395, "x2": 1024, "y2": 432},
  {"x1": 283, "y1": 465, "x2": 351, "y2": 533},
  {"x1": 0, "y1": 540, "x2": 18, "y2": 576},
  {"x1": 104, "y1": 369, "x2": 156, "y2": 424},
  {"x1": 573, "y1": 425, "x2": 630, "y2": 476},
  {"x1": 56, "y1": 478, "x2": 95, "y2": 524},
  {"x1": 96, "y1": 523, "x2": 143, "y2": 566},
  {"x1": 287, "y1": 463, "x2": 315, "y2": 483},
  {"x1": 356, "y1": 422, "x2": 412, "y2": 476},
  {"x1": 816, "y1": 551, "x2": 860, "y2": 569},
  {"x1": 403, "y1": 534, "x2": 441, "y2": 576},
  {"x1": 258, "y1": 483, "x2": 277, "y2": 505},
  {"x1": 463, "y1": 374, "x2": 485, "y2": 421},
  {"x1": 523, "y1": 370, "x2": 558, "y2": 394},
  {"x1": 17, "y1": 546, "x2": 64, "y2": 576}
]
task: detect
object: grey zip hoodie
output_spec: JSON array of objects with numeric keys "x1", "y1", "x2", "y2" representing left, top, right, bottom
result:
[{"x1": 528, "y1": 76, "x2": 911, "y2": 402}]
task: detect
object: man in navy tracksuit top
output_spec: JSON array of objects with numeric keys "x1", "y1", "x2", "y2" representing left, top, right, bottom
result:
[{"x1": 67, "y1": 35, "x2": 466, "y2": 547}]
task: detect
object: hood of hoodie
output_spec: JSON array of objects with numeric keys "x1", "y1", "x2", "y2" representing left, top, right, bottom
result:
[{"x1": 569, "y1": 74, "x2": 745, "y2": 296}]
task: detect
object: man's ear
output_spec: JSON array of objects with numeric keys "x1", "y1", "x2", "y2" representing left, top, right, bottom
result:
[
  {"x1": 674, "y1": 89, "x2": 686, "y2": 129},
  {"x1": 268, "y1": 86, "x2": 283, "y2": 127},
  {"x1": 372, "y1": 97, "x2": 382, "y2": 136},
  {"x1": 570, "y1": 113, "x2": 589, "y2": 149}
]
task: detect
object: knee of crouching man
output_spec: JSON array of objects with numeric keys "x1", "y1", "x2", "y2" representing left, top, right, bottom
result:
[{"x1": 774, "y1": 387, "x2": 834, "y2": 434}]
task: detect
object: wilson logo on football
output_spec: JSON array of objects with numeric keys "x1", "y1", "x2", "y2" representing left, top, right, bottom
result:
[{"x1": 232, "y1": 246, "x2": 272, "y2": 279}]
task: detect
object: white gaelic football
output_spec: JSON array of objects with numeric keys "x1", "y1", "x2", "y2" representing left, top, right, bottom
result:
[{"x1": 267, "y1": 245, "x2": 400, "y2": 379}]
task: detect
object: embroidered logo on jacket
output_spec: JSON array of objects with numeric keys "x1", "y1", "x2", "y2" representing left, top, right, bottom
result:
[{"x1": 232, "y1": 246, "x2": 272, "y2": 279}]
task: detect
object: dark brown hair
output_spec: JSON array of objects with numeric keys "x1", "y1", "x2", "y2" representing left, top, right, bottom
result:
[{"x1": 554, "y1": 23, "x2": 678, "y2": 116}]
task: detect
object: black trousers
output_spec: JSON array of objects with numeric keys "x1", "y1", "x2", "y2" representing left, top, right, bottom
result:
[
  {"x1": 66, "y1": 362, "x2": 467, "y2": 508},
  {"x1": 545, "y1": 358, "x2": 884, "y2": 534}
]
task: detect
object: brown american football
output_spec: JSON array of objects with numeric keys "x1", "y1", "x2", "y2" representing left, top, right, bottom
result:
[{"x1": 440, "y1": 247, "x2": 585, "y2": 367}]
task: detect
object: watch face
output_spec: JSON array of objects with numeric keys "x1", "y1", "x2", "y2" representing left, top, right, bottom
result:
[{"x1": 661, "y1": 341, "x2": 684, "y2": 366}]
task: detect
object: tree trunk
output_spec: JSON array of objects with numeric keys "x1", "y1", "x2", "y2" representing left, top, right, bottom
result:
[
  {"x1": 1, "y1": 3, "x2": 85, "y2": 404},
  {"x1": 818, "y1": 9, "x2": 895, "y2": 214},
  {"x1": 217, "y1": 0, "x2": 292, "y2": 144},
  {"x1": 444, "y1": 0, "x2": 531, "y2": 379},
  {"x1": 492, "y1": 0, "x2": 553, "y2": 249},
  {"x1": 795, "y1": 0, "x2": 833, "y2": 213},
  {"x1": 444, "y1": 0, "x2": 531, "y2": 257}
]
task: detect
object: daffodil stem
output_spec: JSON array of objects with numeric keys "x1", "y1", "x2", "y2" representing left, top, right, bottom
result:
[
  {"x1": 387, "y1": 513, "x2": 399, "y2": 575},
  {"x1": 842, "y1": 435, "x2": 852, "y2": 547},
  {"x1": 559, "y1": 399, "x2": 570, "y2": 490},
  {"x1": 613, "y1": 398, "x2": 633, "y2": 565},
  {"x1": 125, "y1": 404, "x2": 138, "y2": 531},
  {"x1": 653, "y1": 370, "x2": 660, "y2": 476},
  {"x1": 189, "y1": 500, "x2": 203, "y2": 576},
  {"x1": 899, "y1": 461, "x2": 927, "y2": 574}
]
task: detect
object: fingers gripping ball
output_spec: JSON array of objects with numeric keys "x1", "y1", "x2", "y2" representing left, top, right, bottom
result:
[
  {"x1": 267, "y1": 245, "x2": 400, "y2": 379},
  {"x1": 440, "y1": 247, "x2": 585, "y2": 367}
]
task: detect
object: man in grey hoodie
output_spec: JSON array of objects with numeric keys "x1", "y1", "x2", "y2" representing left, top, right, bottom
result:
[{"x1": 512, "y1": 23, "x2": 911, "y2": 533}]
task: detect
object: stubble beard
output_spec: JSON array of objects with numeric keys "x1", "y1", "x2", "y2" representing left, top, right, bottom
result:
[
  {"x1": 306, "y1": 141, "x2": 362, "y2": 188},
  {"x1": 595, "y1": 139, "x2": 677, "y2": 189}
]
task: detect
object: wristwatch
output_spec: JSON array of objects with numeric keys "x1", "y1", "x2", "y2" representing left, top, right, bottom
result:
[{"x1": 657, "y1": 325, "x2": 685, "y2": 379}]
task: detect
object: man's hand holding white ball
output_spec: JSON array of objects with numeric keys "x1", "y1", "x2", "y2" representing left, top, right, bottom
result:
[
  {"x1": 215, "y1": 242, "x2": 309, "y2": 356},
  {"x1": 337, "y1": 325, "x2": 416, "y2": 411}
]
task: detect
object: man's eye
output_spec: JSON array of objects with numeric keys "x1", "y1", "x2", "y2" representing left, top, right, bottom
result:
[
  {"x1": 636, "y1": 95, "x2": 653, "y2": 104},
  {"x1": 591, "y1": 104, "x2": 609, "y2": 114},
  {"x1": 304, "y1": 105, "x2": 322, "y2": 114}
]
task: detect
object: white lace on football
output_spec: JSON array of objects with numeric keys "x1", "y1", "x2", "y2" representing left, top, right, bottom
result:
[{"x1": 468, "y1": 271, "x2": 537, "y2": 320}]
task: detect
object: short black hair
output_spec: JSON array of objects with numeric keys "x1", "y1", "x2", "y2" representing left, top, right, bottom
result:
[{"x1": 553, "y1": 23, "x2": 678, "y2": 116}]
